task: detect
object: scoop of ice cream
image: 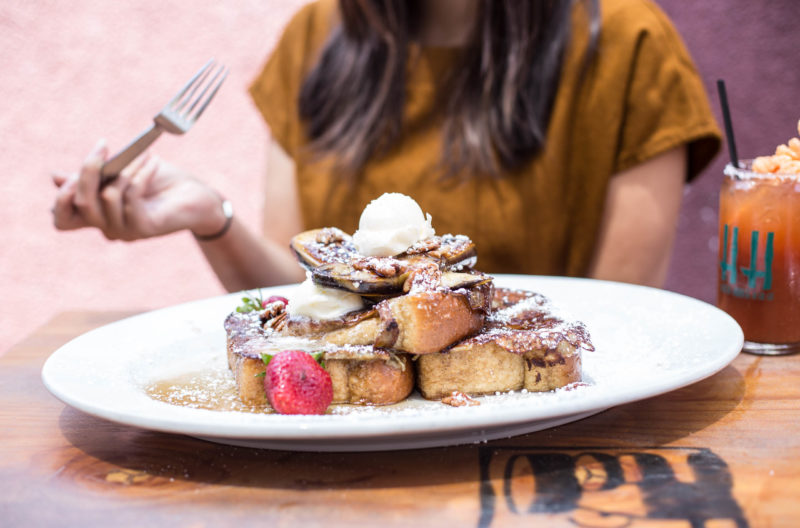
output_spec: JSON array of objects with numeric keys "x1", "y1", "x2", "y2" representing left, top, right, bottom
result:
[
  {"x1": 286, "y1": 276, "x2": 364, "y2": 320},
  {"x1": 352, "y1": 193, "x2": 435, "y2": 257}
]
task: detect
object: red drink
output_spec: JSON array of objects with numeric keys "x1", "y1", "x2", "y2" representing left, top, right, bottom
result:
[{"x1": 717, "y1": 163, "x2": 800, "y2": 354}]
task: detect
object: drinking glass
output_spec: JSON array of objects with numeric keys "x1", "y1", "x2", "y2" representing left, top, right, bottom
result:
[{"x1": 717, "y1": 161, "x2": 800, "y2": 355}]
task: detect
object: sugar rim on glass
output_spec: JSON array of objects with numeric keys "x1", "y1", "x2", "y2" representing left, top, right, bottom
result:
[{"x1": 724, "y1": 160, "x2": 800, "y2": 182}]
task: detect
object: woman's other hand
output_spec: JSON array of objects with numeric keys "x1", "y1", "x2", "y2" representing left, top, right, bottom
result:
[{"x1": 52, "y1": 140, "x2": 227, "y2": 241}]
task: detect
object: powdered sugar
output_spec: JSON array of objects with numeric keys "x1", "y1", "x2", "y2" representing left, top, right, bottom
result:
[{"x1": 462, "y1": 288, "x2": 594, "y2": 355}]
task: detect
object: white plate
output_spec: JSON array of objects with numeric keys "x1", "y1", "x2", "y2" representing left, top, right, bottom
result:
[{"x1": 42, "y1": 276, "x2": 743, "y2": 452}]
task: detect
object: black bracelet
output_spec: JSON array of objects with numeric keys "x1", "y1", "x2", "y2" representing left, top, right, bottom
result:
[{"x1": 194, "y1": 199, "x2": 234, "y2": 242}]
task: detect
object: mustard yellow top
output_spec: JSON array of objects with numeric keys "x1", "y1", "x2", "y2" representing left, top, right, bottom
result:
[{"x1": 249, "y1": 0, "x2": 721, "y2": 276}]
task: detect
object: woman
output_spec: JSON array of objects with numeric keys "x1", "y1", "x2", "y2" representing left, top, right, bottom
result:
[{"x1": 52, "y1": 0, "x2": 720, "y2": 290}]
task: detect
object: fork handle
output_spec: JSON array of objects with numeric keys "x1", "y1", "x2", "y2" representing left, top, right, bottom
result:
[{"x1": 100, "y1": 124, "x2": 164, "y2": 184}]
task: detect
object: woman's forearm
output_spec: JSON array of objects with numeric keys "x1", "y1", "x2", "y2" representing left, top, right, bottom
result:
[
  {"x1": 587, "y1": 146, "x2": 687, "y2": 288},
  {"x1": 197, "y1": 217, "x2": 305, "y2": 292},
  {"x1": 196, "y1": 138, "x2": 306, "y2": 292}
]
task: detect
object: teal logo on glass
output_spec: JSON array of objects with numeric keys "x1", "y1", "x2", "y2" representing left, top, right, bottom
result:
[{"x1": 720, "y1": 224, "x2": 774, "y2": 301}]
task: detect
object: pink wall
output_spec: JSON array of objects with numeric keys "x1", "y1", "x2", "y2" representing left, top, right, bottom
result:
[
  {"x1": 1, "y1": 1, "x2": 308, "y2": 354},
  {"x1": 3, "y1": 1, "x2": 798, "y2": 354}
]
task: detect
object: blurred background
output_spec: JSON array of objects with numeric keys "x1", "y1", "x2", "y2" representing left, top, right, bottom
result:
[{"x1": 1, "y1": 1, "x2": 798, "y2": 355}]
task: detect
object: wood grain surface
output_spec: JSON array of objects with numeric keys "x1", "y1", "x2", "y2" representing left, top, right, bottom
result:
[{"x1": 1, "y1": 311, "x2": 798, "y2": 527}]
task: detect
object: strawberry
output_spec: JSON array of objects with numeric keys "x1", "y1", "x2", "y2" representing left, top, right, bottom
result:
[
  {"x1": 263, "y1": 295, "x2": 289, "y2": 308},
  {"x1": 263, "y1": 350, "x2": 333, "y2": 415}
]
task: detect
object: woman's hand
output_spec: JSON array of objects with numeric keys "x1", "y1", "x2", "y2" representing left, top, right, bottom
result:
[
  {"x1": 52, "y1": 138, "x2": 306, "y2": 291},
  {"x1": 52, "y1": 140, "x2": 227, "y2": 241}
]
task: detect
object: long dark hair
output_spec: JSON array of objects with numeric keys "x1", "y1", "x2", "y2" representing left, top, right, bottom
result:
[{"x1": 299, "y1": 0, "x2": 600, "y2": 176}]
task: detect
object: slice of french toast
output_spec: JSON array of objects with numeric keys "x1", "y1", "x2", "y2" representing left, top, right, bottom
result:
[
  {"x1": 273, "y1": 276, "x2": 494, "y2": 355},
  {"x1": 225, "y1": 310, "x2": 414, "y2": 406},
  {"x1": 415, "y1": 288, "x2": 594, "y2": 399}
]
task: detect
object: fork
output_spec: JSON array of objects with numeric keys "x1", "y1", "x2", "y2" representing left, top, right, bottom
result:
[{"x1": 100, "y1": 59, "x2": 228, "y2": 184}]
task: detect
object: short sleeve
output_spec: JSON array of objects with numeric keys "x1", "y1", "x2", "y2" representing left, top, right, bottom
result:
[
  {"x1": 613, "y1": 2, "x2": 721, "y2": 180},
  {"x1": 248, "y1": 2, "x2": 333, "y2": 158}
]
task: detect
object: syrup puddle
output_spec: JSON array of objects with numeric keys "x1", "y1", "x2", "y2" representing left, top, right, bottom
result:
[
  {"x1": 144, "y1": 369, "x2": 273, "y2": 414},
  {"x1": 144, "y1": 368, "x2": 421, "y2": 417}
]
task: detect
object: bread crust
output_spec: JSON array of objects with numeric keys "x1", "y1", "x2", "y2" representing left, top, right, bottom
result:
[
  {"x1": 415, "y1": 341, "x2": 581, "y2": 400},
  {"x1": 272, "y1": 282, "x2": 492, "y2": 355},
  {"x1": 376, "y1": 288, "x2": 487, "y2": 354},
  {"x1": 415, "y1": 288, "x2": 590, "y2": 399}
]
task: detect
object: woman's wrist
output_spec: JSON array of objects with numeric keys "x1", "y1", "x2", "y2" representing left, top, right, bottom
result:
[{"x1": 189, "y1": 189, "x2": 234, "y2": 241}]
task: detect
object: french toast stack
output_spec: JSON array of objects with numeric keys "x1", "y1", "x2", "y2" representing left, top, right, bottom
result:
[{"x1": 225, "y1": 226, "x2": 592, "y2": 408}]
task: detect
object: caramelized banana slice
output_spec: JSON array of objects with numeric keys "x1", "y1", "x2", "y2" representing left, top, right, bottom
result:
[
  {"x1": 290, "y1": 228, "x2": 480, "y2": 294},
  {"x1": 411, "y1": 234, "x2": 477, "y2": 268},
  {"x1": 292, "y1": 229, "x2": 476, "y2": 268},
  {"x1": 440, "y1": 271, "x2": 493, "y2": 290},
  {"x1": 312, "y1": 261, "x2": 410, "y2": 294},
  {"x1": 312, "y1": 266, "x2": 492, "y2": 297},
  {"x1": 291, "y1": 228, "x2": 358, "y2": 269}
]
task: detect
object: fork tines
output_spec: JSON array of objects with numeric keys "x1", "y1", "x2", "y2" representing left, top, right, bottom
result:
[{"x1": 171, "y1": 59, "x2": 228, "y2": 123}]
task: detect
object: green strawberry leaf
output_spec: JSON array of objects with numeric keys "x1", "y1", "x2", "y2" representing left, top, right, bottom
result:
[
  {"x1": 311, "y1": 351, "x2": 326, "y2": 369},
  {"x1": 236, "y1": 289, "x2": 265, "y2": 313}
]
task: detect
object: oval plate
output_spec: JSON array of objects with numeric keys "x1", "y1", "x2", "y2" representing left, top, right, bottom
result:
[{"x1": 42, "y1": 276, "x2": 743, "y2": 452}]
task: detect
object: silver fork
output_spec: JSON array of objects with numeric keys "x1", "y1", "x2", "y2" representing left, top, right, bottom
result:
[{"x1": 100, "y1": 59, "x2": 228, "y2": 184}]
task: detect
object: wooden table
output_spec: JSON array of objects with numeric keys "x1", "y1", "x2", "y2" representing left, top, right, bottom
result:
[{"x1": 2, "y1": 311, "x2": 798, "y2": 527}]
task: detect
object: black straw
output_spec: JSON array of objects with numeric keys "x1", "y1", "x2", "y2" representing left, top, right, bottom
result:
[{"x1": 716, "y1": 79, "x2": 740, "y2": 168}]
